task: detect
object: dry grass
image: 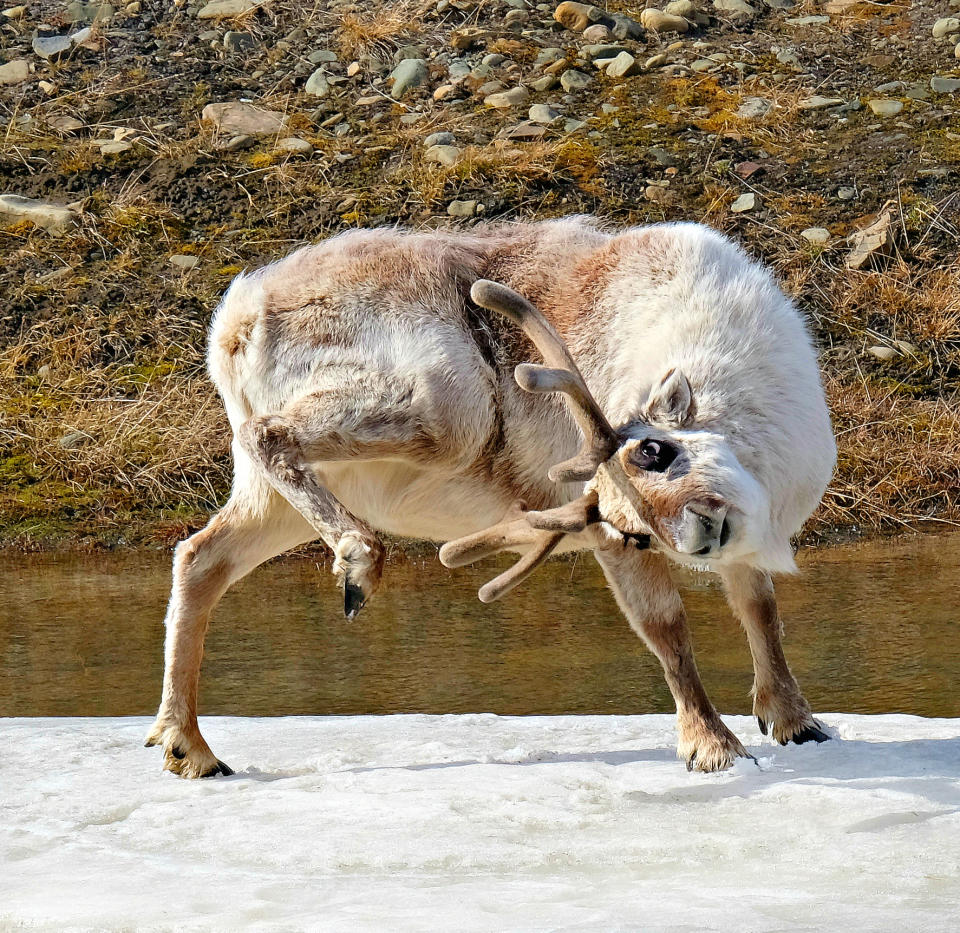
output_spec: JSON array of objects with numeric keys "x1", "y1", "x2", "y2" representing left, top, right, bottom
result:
[{"x1": 335, "y1": 0, "x2": 427, "y2": 61}]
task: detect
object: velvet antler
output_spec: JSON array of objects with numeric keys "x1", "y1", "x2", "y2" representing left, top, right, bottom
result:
[{"x1": 439, "y1": 281, "x2": 636, "y2": 602}]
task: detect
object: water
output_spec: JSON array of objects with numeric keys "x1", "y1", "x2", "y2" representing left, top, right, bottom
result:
[{"x1": 1, "y1": 534, "x2": 958, "y2": 719}]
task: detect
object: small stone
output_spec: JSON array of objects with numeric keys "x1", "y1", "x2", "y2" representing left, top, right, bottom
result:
[
  {"x1": 560, "y1": 69, "x2": 591, "y2": 91},
  {"x1": 0, "y1": 59, "x2": 29, "y2": 85},
  {"x1": 223, "y1": 31, "x2": 256, "y2": 52},
  {"x1": 65, "y1": 1, "x2": 114, "y2": 23},
  {"x1": 447, "y1": 199, "x2": 477, "y2": 217},
  {"x1": 776, "y1": 48, "x2": 801, "y2": 67},
  {"x1": 931, "y1": 76, "x2": 960, "y2": 93},
  {"x1": 785, "y1": 14, "x2": 829, "y2": 24},
  {"x1": 582, "y1": 23, "x2": 611, "y2": 41},
  {"x1": 932, "y1": 17, "x2": 960, "y2": 39},
  {"x1": 424, "y1": 132, "x2": 456, "y2": 148},
  {"x1": 425, "y1": 144, "x2": 461, "y2": 167},
  {"x1": 736, "y1": 97, "x2": 772, "y2": 119},
  {"x1": 867, "y1": 99, "x2": 903, "y2": 117},
  {"x1": 800, "y1": 227, "x2": 830, "y2": 245},
  {"x1": 799, "y1": 95, "x2": 844, "y2": 110},
  {"x1": 867, "y1": 346, "x2": 899, "y2": 362},
  {"x1": 478, "y1": 80, "x2": 506, "y2": 98},
  {"x1": 846, "y1": 203, "x2": 895, "y2": 269},
  {"x1": 581, "y1": 44, "x2": 628, "y2": 61},
  {"x1": 606, "y1": 51, "x2": 640, "y2": 78},
  {"x1": 2, "y1": 5, "x2": 26, "y2": 17},
  {"x1": 277, "y1": 136, "x2": 313, "y2": 154},
  {"x1": 308, "y1": 49, "x2": 338, "y2": 65},
  {"x1": 531, "y1": 75, "x2": 558, "y2": 91},
  {"x1": 648, "y1": 146, "x2": 679, "y2": 167},
  {"x1": 450, "y1": 27, "x2": 486, "y2": 51},
  {"x1": 503, "y1": 8, "x2": 528, "y2": 26},
  {"x1": 196, "y1": 0, "x2": 262, "y2": 18},
  {"x1": 217, "y1": 134, "x2": 254, "y2": 151},
  {"x1": 58, "y1": 431, "x2": 90, "y2": 450},
  {"x1": 528, "y1": 103, "x2": 561, "y2": 124},
  {"x1": 639, "y1": 9, "x2": 689, "y2": 32},
  {"x1": 389, "y1": 58, "x2": 428, "y2": 99},
  {"x1": 169, "y1": 254, "x2": 199, "y2": 270},
  {"x1": 0, "y1": 195, "x2": 77, "y2": 234},
  {"x1": 202, "y1": 102, "x2": 289, "y2": 135},
  {"x1": 608, "y1": 12, "x2": 644, "y2": 39},
  {"x1": 644, "y1": 53, "x2": 669, "y2": 69},
  {"x1": 484, "y1": 86, "x2": 529, "y2": 108},
  {"x1": 304, "y1": 68, "x2": 330, "y2": 97},
  {"x1": 563, "y1": 118, "x2": 587, "y2": 132},
  {"x1": 713, "y1": 0, "x2": 756, "y2": 16},
  {"x1": 38, "y1": 80, "x2": 57, "y2": 95},
  {"x1": 837, "y1": 186, "x2": 856, "y2": 200},
  {"x1": 956, "y1": 42, "x2": 960, "y2": 60},
  {"x1": 554, "y1": 1, "x2": 595, "y2": 31},
  {"x1": 730, "y1": 192, "x2": 755, "y2": 212},
  {"x1": 665, "y1": 0, "x2": 698, "y2": 16},
  {"x1": 433, "y1": 84, "x2": 457, "y2": 101},
  {"x1": 47, "y1": 114, "x2": 85, "y2": 134},
  {"x1": 98, "y1": 140, "x2": 133, "y2": 155},
  {"x1": 498, "y1": 121, "x2": 547, "y2": 140},
  {"x1": 535, "y1": 48, "x2": 566, "y2": 66},
  {"x1": 32, "y1": 35, "x2": 73, "y2": 59}
]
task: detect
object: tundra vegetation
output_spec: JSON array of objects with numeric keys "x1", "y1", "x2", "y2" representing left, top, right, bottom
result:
[{"x1": 0, "y1": 0, "x2": 958, "y2": 550}]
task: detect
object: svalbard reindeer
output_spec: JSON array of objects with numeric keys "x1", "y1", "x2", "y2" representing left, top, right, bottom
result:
[{"x1": 145, "y1": 218, "x2": 836, "y2": 777}]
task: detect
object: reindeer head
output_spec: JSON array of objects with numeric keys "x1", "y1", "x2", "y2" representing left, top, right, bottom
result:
[{"x1": 439, "y1": 279, "x2": 777, "y2": 602}]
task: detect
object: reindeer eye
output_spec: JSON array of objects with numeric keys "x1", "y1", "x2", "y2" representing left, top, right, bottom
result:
[{"x1": 632, "y1": 439, "x2": 678, "y2": 473}]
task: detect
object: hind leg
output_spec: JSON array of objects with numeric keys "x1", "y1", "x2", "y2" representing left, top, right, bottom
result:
[
  {"x1": 722, "y1": 564, "x2": 829, "y2": 746},
  {"x1": 145, "y1": 474, "x2": 315, "y2": 777}
]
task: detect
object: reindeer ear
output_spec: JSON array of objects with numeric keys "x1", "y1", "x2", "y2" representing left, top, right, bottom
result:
[{"x1": 645, "y1": 368, "x2": 694, "y2": 427}]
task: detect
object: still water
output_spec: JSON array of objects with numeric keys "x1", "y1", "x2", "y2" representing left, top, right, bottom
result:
[{"x1": 1, "y1": 534, "x2": 958, "y2": 719}]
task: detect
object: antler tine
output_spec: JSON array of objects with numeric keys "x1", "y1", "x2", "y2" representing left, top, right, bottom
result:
[
  {"x1": 477, "y1": 531, "x2": 564, "y2": 603},
  {"x1": 470, "y1": 279, "x2": 620, "y2": 482}
]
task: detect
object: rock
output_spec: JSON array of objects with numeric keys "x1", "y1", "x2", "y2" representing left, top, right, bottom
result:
[
  {"x1": 867, "y1": 346, "x2": 899, "y2": 362},
  {"x1": 930, "y1": 76, "x2": 960, "y2": 93},
  {"x1": 433, "y1": 84, "x2": 457, "y2": 101},
  {"x1": 169, "y1": 254, "x2": 199, "y2": 270},
  {"x1": 529, "y1": 103, "x2": 561, "y2": 124},
  {"x1": 799, "y1": 95, "x2": 844, "y2": 110},
  {"x1": 47, "y1": 114, "x2": 85, "y2": 134},
  {"x1": 932, "y1": 17, "x2": 960, "y2": 39},
  {"x1": 0, "y1": 195, "x2": 76, "y2": 234},
  {"x1": 217, "y1": 134, "x2": 254, "y2": 151},
  {"x1": 425, "y1": 144, "x2": 461, "y2": 167},
  {"x1": 800, "y1": 227, "x2": 830, "y2": 245},
  {"x1": 606, "y1": 51, "x2": 640, "y2": 78},
  {"x1": 478, "y1": 80, "x2": 506, "y2": 98},
  {"x1": 564, "y1": 118, "x2": 587, "y2": 132},
  {"x1": 65, "y1": 1, "x2": 114, "y2": 22},
  {"x1": 304, "y1": 68, "x2": 330, "y2": 97},
  {"x1": 202, "y1": 102, "x2": 289, "y2": 135},
  {"x1": 447, "y1": 199, "x2": 477, "y2": 217},
  {"x1": 308, "y1": 49, "x2": 338, "y2": 65},
  {"x1": 389, "y1": 58, "x2": 428, "y2": 99},
  {"x1": 554, "y1": 1, "x2": 595, "y2": 31},
  {"x1": 776, "y1": 48, "x2": 801, "y2": 67},
  {"x1": 450, "y1": 27, "x2": 486, "y2": 50},
  {"x1": 424, "y1": 131, "x2": 457, "y2": 148},
  {"x1": 957, "y1": 42, "x2": 960, "y2": 59},
  {"x1": 277, "y1": 136, "x2": 313, "y2": 154},
  {"x1": 560, "y1": 69, "x2": 591, "y2": 91},
  {"x1": 32, "y1": 35, "x2": 73, "y2": 59},
  {"x1": 713, "y1": 0, "x2": 756, "y2": 16},
  {"x1": 581, "y1": 44, "x2": 628, "y2": 61},
  {"x1": 837, "y1": 186, "x2": 856, "y2": 200},
  {"x1": 535, "y1": 48, "x2": 566, "y2": 66},
  {"x1": 730, "y1": 192, "x2": 755, "y2": 212},
  {"x1": 531, "y1": 75, "x2": 558, "y2": 91},
  {"x1": 196, "y1": 0, "x2": 263, "y2": 18},
  {"x1": 2, "y1": 5, "x2": 26, "y2": 17},
  {"x1": 736, "y1": 97, "x2": 771, "y2": 119},
  {"x1": 0, "y1": 59, "x2": 29, "y2": 85},
  {"x1": 639, "y1": 9, "x2": 689, "y2": 32},
  {"x1": 644, "y1": 52, "x2": 669, "y2": 69},
  {"x1": 58, "y1": 431, "x2": 90, "y2": 450},
  {"x1": 223, "y1": 31, "x2": 256, "y2": 52},
  {"x1": 503, "y1": 8, "x2": 528, "y2": 26},
  {"x1": 98, "y1": 140, "x2": 132, "y2": 155},
  {"x1": 484, "y1": 86, "x2": 529, "y2": 108},
  {"x1": 582, "y1": 23, "x2": 611, "y2": 41},
  {"x1": 498, "y1": 121, "x2": 547, "y2": 140},
  {"x1": 846, "y1": 203, "x2": 894, "y2": 269},
  {"x1": 785, "y1": 14, "x2": 829, "y2": 24},
  {"x1": 665, "y1": 0, "x2": 698, "y2": 16},
  {"x1": 867, "y1": 99, "x2": 903, "y2": 117},
  {"x1": 608, "y1": 13, "x2": 644, "y2": 39},
  {"x1": 648, "y1": 146, "x2": 679, "y2": 167}
]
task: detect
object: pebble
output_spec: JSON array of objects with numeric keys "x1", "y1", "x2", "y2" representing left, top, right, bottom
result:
[
  {"x1": 196, "y1": 0, "x2": 261, "y2": 17},
  {"x1": 535, "y1": 48, "x2": 566, "y2": 66},
  {"x1": 867, "y1": 99, "x2": 903, "y2": 117},
  {"x1": 47, "y1": 114, "x2": 85, "y2": 134},
  {"x1": 531, "y1": 75, "x2": 558, "y2": 91},
  {"x1": 0, "y1": 59, "x2": 29, "y2": 85},
  {"x1": 169, "y1": 254, "x2": 200, "y2": 270},
  {"x1": 582, "y1": 24, "x2": 612, "y2": 41},
  {"x1": 277, "y1": 137, "x2": 313, "y2": 154},
  {"x1": 554, "y1": 1, "x2": 594, "y2": 31},
  {"x1": 308, "y1": 49, "x2": 338, "y2": 65},
  {"x1": 223, "y1": 31, "x2": 256, "y2": 52},
  {"x1": 800, "y1": 227, "x2": 830, "y2": 245},
  {"x1": 424, "y1": 131, "x2": 457, "y2": 148},
  {"x1": 730, "y1": 192, "x2": 755, "y2": 212},
  {"x1": 528, "y1": 103, "x2": 561, "y2": 123},
  {"x1": 932, "y1": 17, "x2": 960, "y2": 39},
  {"x1": 837, "y1": 186, "x2": 856, "y2": 200},
  {"x1": 217, "y1": 134, "x2": 255, "y2": 151},
  {"x1": 736, "y1": 97, "x2": 772, "y2": 119},
  {"x1": 639, "y1": 9, "x2": 689, "y2": 33},
  {"x1": 484, "y1": 86, "x2": 529, "y2": 107},
  {"x1": 644, "y1": 52, "x2": 669, "y2": 69},
  {"x1": 2, "y1": 5, "x2": 26, "y2": 17},
  {"x1": 605, "y1": 51, "x2": 640, "y2": 78},
  {"x1": 867, "y1": 346, "x2": 899, "y2": 362},
  {"x1": 389, "y1": 58, "x2": 428, "y2": 99},
  {"x1": 425, "y1": 144, "x2": 462, "y2": 167},
  {"x1": 33, "y1": 35, "x2": 73, "y2": 59},
  {"x1": 799, "y1": 95, "x2": 844, "y2": 110},
  {"x1": 713, "y1": 0, "x2": 756, "y2": 16},
  {"x1": 0, "y1": 194, "x2": 77, "y2": 234},
  {"x1": 785, "y1": 14, "x2": 829, "y2": 24},
  {"x1": 447, "y1": 199, "x2": 477, "y2": 217},
  {"x1": 202, "y1": 102, "x2": 289, "y2": 135},
  {"x1": 65, "y1": 1, "x2": 114, "y2": 23},
  {"x1": 930, "y1": 76, "x2": 960, "y2": 93},
  {"x1": 560, "y1": 69, "x2": 591, "y2": 91},
  {"x1": 58, "y1": 431, "x2": 90, "y2": 450},
  {"x1": 665, "y1": 0, "x2": 698, "y2": 16},
  {"x1": 98, "y1": 140, "x2": 133, "y2": 155},
  {"x1": 846, "y1": 205, "x2": 894, "y2": 269}
]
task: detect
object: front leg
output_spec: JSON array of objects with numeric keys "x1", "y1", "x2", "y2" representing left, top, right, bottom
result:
[
  {"x1": 721, "y1": 564, "x2": 830, "y2": 746},
  {"x1": 594, "y1": 542, "x2": 750, "y2": 772}
]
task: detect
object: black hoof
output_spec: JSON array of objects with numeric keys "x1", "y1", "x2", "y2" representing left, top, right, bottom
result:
[
  {"x1": 757, "y1": 716, "x2": 768, "y2": 736},
  {"x1": 144, "y1": 737, "x2": 158, "y2": 748},
  {"x1": 343, "y1": 581, "x2": 367, "y2": 620},
  {"x1": 199, "y1": 759, "x2": 234, "y2": 778},
  {"x1": 792, "y1": 721, "x2": 831, "y2": 745},
  {"x1": 686, "y1": 751, "x2": 696, "y2": 772},
  {"x1": 171, "y1": 745, "x2": 186, "y2": 760}
]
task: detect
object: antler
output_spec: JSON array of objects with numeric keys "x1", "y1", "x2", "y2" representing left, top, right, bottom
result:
[
  {"x1": 439, "y1": 281, "x2": 635, "y2": 603},
  {"x1": 471, "y1": 279, "x2": 621, "y2": 482}
]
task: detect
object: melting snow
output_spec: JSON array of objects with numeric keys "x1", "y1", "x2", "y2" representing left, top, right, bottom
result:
[{"x1": 2, "y1": 714, "x2": 959, "y2": 931}]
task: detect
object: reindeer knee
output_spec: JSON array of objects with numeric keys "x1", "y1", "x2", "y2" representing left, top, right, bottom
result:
[{"x1": 239, "y1": 415, "x2": 304, "y2": 483}]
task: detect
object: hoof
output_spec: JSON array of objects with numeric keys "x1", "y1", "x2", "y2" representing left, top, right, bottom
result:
[
  {"x1": 789, "y1": 720, "x2": 831, "y2": 745},
  {"x1": 343, "y1": 580, "x2": 367, "y2": 620}
]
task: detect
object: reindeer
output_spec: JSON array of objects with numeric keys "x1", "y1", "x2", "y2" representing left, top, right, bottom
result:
[{"x1": 145, "y1": 217, "x2": 836, "y2": 778}]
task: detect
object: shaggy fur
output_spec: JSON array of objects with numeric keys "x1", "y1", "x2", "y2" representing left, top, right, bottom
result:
[{"x1": 146, "y1": 218, "x2": 836, "y2": 776}]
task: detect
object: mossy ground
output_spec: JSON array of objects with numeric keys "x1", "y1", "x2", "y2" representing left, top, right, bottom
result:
[{"x1": 1, "y1": 0, "x2": 958, "y2": 549}]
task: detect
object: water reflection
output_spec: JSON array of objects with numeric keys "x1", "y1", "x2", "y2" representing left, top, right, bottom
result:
[{"x1": 1, "y1": 534, "x2": 958, "y2": 718}]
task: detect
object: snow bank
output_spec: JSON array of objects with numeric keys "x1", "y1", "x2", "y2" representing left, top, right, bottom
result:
[{"x1": 2, "y1": 714, "x2": 959, "y2": 931}]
